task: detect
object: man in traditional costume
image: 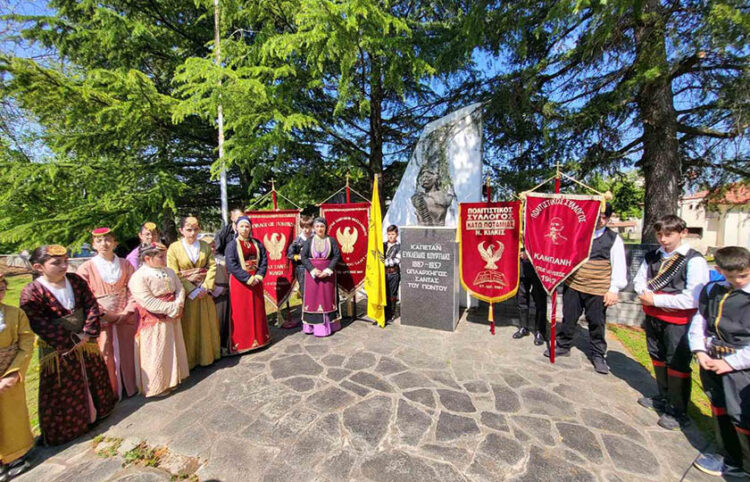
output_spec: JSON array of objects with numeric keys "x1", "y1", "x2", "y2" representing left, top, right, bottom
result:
[
  {"x1": 0, "y1": 274, "x2": 34, "y2": 480},
  {"x1": 285, "y1": 215, "x2": 313, "y2": 329},
  {"x1": 126, "y1": 222, "x2": 160, "y2": 269},
  {"x1": 225, "y1": 216, "x2": 270, "y2": 353},
  {"x1": 547, "y1": 203, "x2": 628, "y2": 375},
  {"x1": 215, "y1": 208, "x2": 244, "y2": 256},
  {"x1": 20, "y1": 245, "x2": 116, "y2": 446},
  {"x1": 634, "y1": 214, "x2": 709, "y2": 430},
  {"x1": 512, "y1": 249, "x2": 547, "y2": 346},
  {"x1": 300, "y1": 217, "x2": 342, "y2": 337},
  {"x1": 384, "y1": 225, "x2": 401, "y2": 322},
  {"x1": 128, "y1": 243, "x2": 189, "y2": 397},
  {"x1": 167, "y1": 216, "x2": 221, "y2": 369},
  {"x1": 76, "y1": 228, "x2": 138, "y2": 399},
  {"x1": 203, "y1": 235, "x2": 232, "y2": 355}
]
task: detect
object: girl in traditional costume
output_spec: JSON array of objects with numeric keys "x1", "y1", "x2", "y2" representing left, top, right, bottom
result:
[
  {"x1": 128, "y1": 243, "x2": 189, "y2": 397},
  {"x1": 76, "y1": 228, "x2": 137, "y2": 399},
  {"x1": 20, "y1": 245, "x2": 117, "y2": 446},
  {"x1": 167, "y1": 217, "x2": 220, "y2": 369},
  {"x1": 0, "y1": 274, "x2": 33, "y2": 480},
  {"x1": 300, "y1": 217, "x2": 342, "y2": 337},
  {"x1": 225, "y1": 216, "x2": 270, "y2": 353},
  {"x1": 126, "y1": 222, "x2": 159, "y2": 269}
]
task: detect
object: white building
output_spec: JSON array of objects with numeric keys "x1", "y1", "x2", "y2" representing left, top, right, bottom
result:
[{"x1": 678, "y1": 184, "x2": 750, "y2": 253}]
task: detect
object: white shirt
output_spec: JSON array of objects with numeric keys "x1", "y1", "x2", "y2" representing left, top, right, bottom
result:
[
  {"x1": 385, "y1": 242, "x2": 401, "y2": 267},
  {"x1": 38, "y1": 277, "x2": 76, "y2": 310},
  {"x1": 688, "y1": 281, "x2": 750, "y2": 370},
  {"x1": 92, "y1": 255, "x2": 122, "y2": 284},
  {"x1": 181, "y1": 239, "x2": 201, "y2": 264},
  {"x1": 632, "y1": 243, "x2": 709, "y2": 310},
  {"x1": 595, "y1": 227, "x2": 628, "y2": 293}
]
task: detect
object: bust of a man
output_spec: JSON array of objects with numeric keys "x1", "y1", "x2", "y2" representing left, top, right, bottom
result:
[{"x1": 411, "y1": 167, "x2": 454, "y2": 226}]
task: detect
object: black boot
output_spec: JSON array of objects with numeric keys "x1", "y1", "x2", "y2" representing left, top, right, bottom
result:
[{"x1": 512, "y1": 327, "x2": 530, "y2": 339}]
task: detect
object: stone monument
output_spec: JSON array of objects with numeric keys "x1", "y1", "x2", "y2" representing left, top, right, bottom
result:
[{"x1": 400, "y1": 226, "x2": 460, "y2": 331}]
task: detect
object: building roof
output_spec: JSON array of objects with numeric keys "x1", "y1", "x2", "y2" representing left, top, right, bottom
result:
[{"x1": 682, "y1": 184, "x2": 750, "y2": 205}]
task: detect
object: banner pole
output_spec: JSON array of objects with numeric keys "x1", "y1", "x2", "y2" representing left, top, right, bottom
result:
[
  {"x1": 271, "y1": 179, "x2": 278, "y2": 210},
  {"x1": 346, "y1": 173, "x2": 351, "y2": 203},
  {"x1": 550, "y1": 162, "x2": 561, "y2": 364}
]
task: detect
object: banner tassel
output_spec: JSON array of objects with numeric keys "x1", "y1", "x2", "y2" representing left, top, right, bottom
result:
[{"x1": 489, "y1": 301, "x2": 495, "y2": 335}]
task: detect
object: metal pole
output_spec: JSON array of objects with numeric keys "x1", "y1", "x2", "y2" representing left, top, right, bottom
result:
[{"x1": 214, "y1": 0, "x2": 228, "y2": 225}]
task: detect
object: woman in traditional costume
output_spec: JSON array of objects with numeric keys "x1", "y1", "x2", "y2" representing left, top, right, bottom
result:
[
  {"x1": 126, "y1": 222, "x2": 160, "y2": 269},
  {"x1": 19, "y1": 245, "x2": 116, "y2": 446},
  {"x1": 76, "y1": 228, "x2": 137, "y2": 399},
  {"x1": 0, "y1": 274, "x2": 33, "y2": 480},
  {"x1": 300, "y1": 217, "x2": 342, "y2": 337},
  {"x1": 225, "y1": 216, "x2": 270, "y2": 353},
  {"x1": 128, "y1": 243, "x2": 189, "y2": 397},
  {"x1": 167, "y1": 216, "x2": 220, "y2": 369}
]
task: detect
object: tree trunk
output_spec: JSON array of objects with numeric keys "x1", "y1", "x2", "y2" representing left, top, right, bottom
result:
[{"x1": 634, "y1": 0, "x2": 681, "y2": 243}]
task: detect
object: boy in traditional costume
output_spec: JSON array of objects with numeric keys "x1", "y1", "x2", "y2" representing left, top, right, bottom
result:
[
  {"x1": 634, "y1": 214, "x2": 709, "y2": 430},
  {"x1": 547, "y1": 203, "x2": 628, "y2": 375},
  {"x1": 76, "y1": 228, "x2": 137, "y2": 399},
  {"x1": 384, "y1": 225, "x2": 401, "y2": 322},
  {"x1": 167, "y1": 216, "x2": 220, "y2": 369},
  {"x1": 20, "y1": 245, "x2": 116, "y2": 445},
  {"x1": 126, "y1": 222, "x2": 160, "y2": 269},
  {"x1": 128, "y1": 243, "x2": 189, "y2": 397},
  {"x1": 0, "y1": 274, "x2": 33, "y2": 480},
  {"x1": 689, "y1": 246, "x2": 750, "y2": 478},
  {"x1": 225, "y1": 216, "x2": 270, "y2": 353},
  {"x1": 285, "y1": 215, "x2": 313, "y2": 329},
  {"x1": 300, "y1": 217, "x2": 342, "y2": 337}
]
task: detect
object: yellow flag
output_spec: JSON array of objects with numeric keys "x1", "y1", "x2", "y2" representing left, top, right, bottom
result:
[{"x1": 365, "y1": 176, "x2": 387, "y2": 327}]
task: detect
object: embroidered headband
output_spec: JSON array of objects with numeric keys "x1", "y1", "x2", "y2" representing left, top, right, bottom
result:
[
  {"x1": 91, "y1": 227, "x2": 112, "y2": 237},
  {"x1": 47, "y1": 245, "x2": 68, "y2": 256},
  {"x1": 142, "y1": 222, "x2": 157, "y2": 231},
  {"x1": 236, "y1": 216, "x2": 251, "y2": 227},
  {"x1": 313, "y1": 217, "x2": 327, "y2": 227}
]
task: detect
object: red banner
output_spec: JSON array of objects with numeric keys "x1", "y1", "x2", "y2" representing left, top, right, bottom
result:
[
  {"x1": 523, "y1": 193, "x2": 603, "y2": 294},
  {"x1": 459, "y1": 201, "x2": 522, "y2": 302},
  {"x1": 247, "y1": 210, "x2": 299, "y2": 307},
  {"x1": 320, "y1": 202, "x2": 370, "y2": 296}
]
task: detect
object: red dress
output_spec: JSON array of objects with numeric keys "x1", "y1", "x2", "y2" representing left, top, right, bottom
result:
[
  {"x1": 228, "y1": 240, "x2": 270, "y2": 353},
  {"x1": 19, "y1": 274, "x2": 117, "y2": 445}
]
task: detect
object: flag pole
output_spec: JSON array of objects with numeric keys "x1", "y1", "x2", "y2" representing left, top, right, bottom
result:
[{"x1": 550, "y1": 161, "x2": 561, "y2": 364}]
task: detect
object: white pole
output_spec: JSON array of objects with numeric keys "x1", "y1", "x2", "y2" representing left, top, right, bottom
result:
[{"x1": 214, "y1": 0, "x2": 228, "y2": 225}]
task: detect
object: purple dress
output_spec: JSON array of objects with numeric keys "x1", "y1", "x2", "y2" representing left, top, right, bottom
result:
[
  {"x1": 300, "y1": 236, "x2": 342, "y2": 337},
  {"x1": 126, "y1": 247, "x2": 140, "y2": 270}
]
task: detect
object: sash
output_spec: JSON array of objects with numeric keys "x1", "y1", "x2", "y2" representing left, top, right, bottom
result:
[{"x1": 136, "y1": 293, "x2": 177, "y2": 333}]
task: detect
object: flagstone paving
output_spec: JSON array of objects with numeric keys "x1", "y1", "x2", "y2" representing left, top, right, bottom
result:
[{"x1": 18, "y1": 307, "x2": 720, "y2": 481}]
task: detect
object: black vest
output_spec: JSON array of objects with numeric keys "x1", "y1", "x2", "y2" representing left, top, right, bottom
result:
[
  {"x1": 384, "y1": 242, "x2": 400, "y2": 261},
  {"x1": 701, "y1": 282, "x2": 750, "y2": 348},
  {"x1": 645, "y1": 248, "x2": 702, "y2": 294},
  {"x1": 590, "y1": 228, "x2": 617, "y2": 261}
]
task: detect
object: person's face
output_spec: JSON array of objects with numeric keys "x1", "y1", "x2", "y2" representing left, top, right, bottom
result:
[
  {"x1": 314, "y1": 222, "x2": 327, "y2": 237},
  {"x1": 301, "y1": 226, "x2": 313, "y2": 238},
  {"x1": 35, "y1": 256, "x2": 69, "y2": 282},
  {"x1": 718, "y1": 267, "x2": 750, "y2": 290},
  {"x1": 139, "y1": 228, "x2": 157, "y2": 244},
  {"x1": 597, "y1": 213, "x2": 610, "y2": 230},
  {"x1": 419, "y1": 170, "x2": 437, "y2": 189},
  {"x1": 230, "y1": 210, "x2": 243, "y2": 223},
  {"x1": 655, "y1": 229, "x2": 685, "y2": 253},
  {"x1": 180, "y1": 225, "x2": 200, "y2": 242},
  {"x1": 387, "y1": 231, "x2": 398, "y2": 243},
  {"x1": 0, "y1": 282, "x2": 6, "y2": 304},
  {"x1": 237, "y1": 221, "x2": 251, "y2": 239},
  {"x1": 93, "y1": 235, "x2": 116, "y2": 256},
  {"x1": 144, "y1": 251, "x2": 167, "y2": 268}
]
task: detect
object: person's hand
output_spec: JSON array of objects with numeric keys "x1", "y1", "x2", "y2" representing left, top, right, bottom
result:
[
  {"x1": 318, "y1": 270, "x2": 330, "y2": 278},
  {"x1": 706, "y1": 358, "x2": 734, "y2": 375},
  {"x1": 520, "y1": 251, "x2": 528, "y2": 261},
  {"x1": 638, "y1": 291, "x2": 655, "y2": 306},
  {"x1": 197, "y1": 288, "x2": 208, "y2": 299},
  {"x1": 311, "y1": 268, "x2": 322, "y2": 278},
  {"x1": 603, "y1": 291, "x2": 619, "y2": 307},
  {"x1": 0, "y1": 373, "x2": 20, "y2": 392},
  {"x1": 249, "y1": 276, "x2": 261, "y2": 286},
  {"x1": 695, "y1": 352, "x2": 712, "y2": 371}
]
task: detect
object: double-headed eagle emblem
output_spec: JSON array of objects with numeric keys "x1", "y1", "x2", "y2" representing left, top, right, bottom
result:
[
  {"x1": 478, "y1": 241, "x2": 504, "y2": 269},
  {"x1": 336, "y1": 227, "x2": 358, "y2": 254},
  {"x1": 262, "y1": 233, "x2": 286, "y2": 260}
]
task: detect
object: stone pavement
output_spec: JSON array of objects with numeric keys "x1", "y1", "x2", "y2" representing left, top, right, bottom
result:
[{"x1": 18, "y1": 308, "x2": 719, "y2": 481}]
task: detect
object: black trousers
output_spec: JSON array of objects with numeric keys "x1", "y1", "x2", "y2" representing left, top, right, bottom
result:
[
  {"x1": 701, "y1": 367, "x2": 750, "y2": 470},
  {"x1": 385, "y1": 272, "x2": 400, "y2": 321},
  {"x1": 295, "y1": 265, "x2": 306, "y2": 297},
  {"x1": 557, "y1": 285, "x2": 607, "y2": 358},
  {"x1": 643, "y1": 316, "x2": 693, "y2": 414},
  {"x1": 516, "y1": 274, "x2": 548, "y2": 336}
]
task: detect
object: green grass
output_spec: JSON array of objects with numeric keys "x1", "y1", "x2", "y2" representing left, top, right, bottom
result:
[
  {"x1": 4, "y1": 274, "x2": 40, "y2": 435},
  {"x1": 609, "y1": 324, "x2": 713, "y2": 437}
]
